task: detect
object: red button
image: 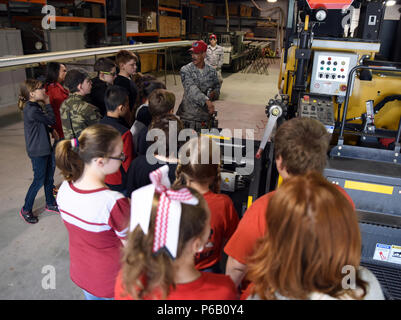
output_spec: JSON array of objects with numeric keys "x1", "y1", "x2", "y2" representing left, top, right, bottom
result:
[
  {"x1": 328, "y1": 57, "x2": 331, "y2": 60},
  {"x1": 340, "y1": 85, "x2": 347, "y2": 91},
  {"x1": 303, "y1": 95, "x2": 310, "y2": 101},
  {"x1": 341, "y1": 68, "x2": 344, "y2": 72}
]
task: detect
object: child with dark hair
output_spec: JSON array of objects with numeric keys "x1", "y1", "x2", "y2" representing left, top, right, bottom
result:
[
  {"x1": 125, "y1": 114, "x2": 182, "y2": 197},
  {"x1": 115, "y1": 165, "x2": 237, "y2": 300},
  {"x1": 45, "y1": 62, "x2": 68, "y2": 139},
  {"x1": 18, "y1": 79, "x2": 59, "y2": 224},
  {"x1": 173, "y1": 136, "x2": 239, "y2": 274},
  {"x1": 136, "y1": 89, "x2": 176, "y2": 155},
  {"x1": 60, "y1": 69, "x2": 101, "y2": 139},
  {"x1": 114, "y1": 50, "x2": 139, "y2": 123},
  {"x1": 55, "y1": 124, "x2": 131, "y2": 300},
  {"x1": 130, "y1": 81, "x2": 166, "y2": 155},
  {"x1": 90, "y1": 58, "x2": 117, "y2": 117},
  {"x1": 99, "y1": 85, "x2": 134, "y2": 193}
]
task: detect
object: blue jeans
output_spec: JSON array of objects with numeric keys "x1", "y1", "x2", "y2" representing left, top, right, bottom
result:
[
  {"x1": 23, "y1": 155, "x2": 56, "y2": 212},
  {"x1": 82, "y1": 289, "x2": 114, "y2": 300}
]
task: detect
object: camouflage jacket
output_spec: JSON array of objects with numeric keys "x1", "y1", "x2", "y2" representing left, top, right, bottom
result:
[
  {"x1": 60, "y1": 93, "x2": 102, "y2": 139},
  {"x1": 177, "y1": 62, "x2": 220, "y2": 122},
  {"x1": 205, "y1": 44, "x2": 224, "y2": 70}
]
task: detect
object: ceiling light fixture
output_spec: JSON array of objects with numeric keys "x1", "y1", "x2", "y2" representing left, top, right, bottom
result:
[{"x1": 386, "y1": 0, "x2": 396, "y2": 6}]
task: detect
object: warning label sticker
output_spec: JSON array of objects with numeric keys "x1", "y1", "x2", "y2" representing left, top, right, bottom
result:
[
  {"x1": 389, "y1": 245, "x2": 401, "y2": 265},
  {"x1": 373, "y1": 243, "x2": 391, "y2": 262}
]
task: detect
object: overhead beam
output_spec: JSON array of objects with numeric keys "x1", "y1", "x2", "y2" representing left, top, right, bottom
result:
[{"x1": 0, "y1": 40, "x2": 193, "y2": 72}]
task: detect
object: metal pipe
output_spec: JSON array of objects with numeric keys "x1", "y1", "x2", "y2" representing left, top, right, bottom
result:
[
  {"x1": 0, "y1": 40, "x2": 193, "y2": 71},
  {"x1": 225, "y1": 0, "x2": 230, "y2": 32}
]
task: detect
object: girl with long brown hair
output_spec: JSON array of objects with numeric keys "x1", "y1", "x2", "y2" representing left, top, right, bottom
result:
[
  {"x1": 173, "y1": 136, "x2": 239, "y2": 273},
  {"x1": 115, "y1": 165, "x2": 237, "y2": 300},
  {"x1": 246, "y1": 172, "x2": 384, "y2": 300},
  {"x1": 55, "y1": 124, "x2": 130, "y2": 300},
  {"x1": 18, "y1": 79, "x2": 59, "y2": 224}
]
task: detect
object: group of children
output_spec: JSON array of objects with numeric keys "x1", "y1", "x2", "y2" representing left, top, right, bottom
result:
[{"x1": 17, "y1": 49, "x2": 384, "y2": 300}]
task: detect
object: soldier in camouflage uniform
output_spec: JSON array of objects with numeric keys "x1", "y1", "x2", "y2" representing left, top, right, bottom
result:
[
  {"x1": 205, "y1": 34, "x2": 224, "y2": 85},
  {"x1": 60, "y1": 69, "x2": 101, "y2": 139},
  {"x1": 177, "y1": 40, "x2": 221, "y2": 131}
]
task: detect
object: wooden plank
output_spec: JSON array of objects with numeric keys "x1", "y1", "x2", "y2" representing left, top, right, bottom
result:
[
  {"x1": 127, "y1": 32, "x2": 159, "y2": 37},
  {"x1": 82, "y1": 0, "x2": 105, "y2": 4},
  {"x1": 159, "y1": 0, "x2": 180, "y2": 8},
  {"x1": 55, "y1": 16, "x2": 106, "y2": 24},
  {"x1": 4, "y1": 0, "x2": 46, "y2": 4},
  {"x1": 189, "y1": 1, "x2": 204, "y2": 7},
  {"x1": 158, "y1": 6, "x2": 182, "y2": 14},
  {"x1": 158, "y1": 38, "x2": 181, "y2": 42}
]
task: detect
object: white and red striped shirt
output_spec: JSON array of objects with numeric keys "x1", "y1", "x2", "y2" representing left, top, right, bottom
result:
[{"x1": 57, "y1": 181, "x2": 130, "y2": 298}]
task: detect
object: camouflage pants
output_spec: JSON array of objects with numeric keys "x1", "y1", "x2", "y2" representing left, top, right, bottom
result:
[
  {"x1": 216, "y1": 69, "x2": 223, "y2": 85},
  {"x1": 180, "y1": 118, "x2": 210, "y2": 132}
]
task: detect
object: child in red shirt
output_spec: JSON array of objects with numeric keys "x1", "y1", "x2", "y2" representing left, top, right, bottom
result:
[
  {"x1": 45, "y1": 62, "x2": 68, "y2": 139},
  {"x1": 173, "y1": 136, "x2": 239, "y2": 273},
  {"x1": 99, "y1": 85, "x2": 134, "y2": 194},
  {"x1": 224, "y1": 117, "x2": 355, "y2": 299},
  {"x1": 115, "y1": 165, "x2": 237, "y2": 300}
]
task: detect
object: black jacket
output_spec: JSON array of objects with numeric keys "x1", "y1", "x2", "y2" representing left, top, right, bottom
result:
[
  {"x1": 23, "y1": 101, "x2": 55, "y2": 158},
  {"x1": 89, "y1": 77, "x2": 108, "y2": 117},
  {"x1": 126, "y1": 154, "x2": 177, "y2": 197},
  {"x1": 114, "y1": 75, "x2": 138, "y2": 112}
]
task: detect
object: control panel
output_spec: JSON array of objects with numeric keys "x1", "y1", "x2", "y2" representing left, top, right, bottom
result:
[
  {"x1": 310, "y1": 51, "x2": 358, "y2": 96},
  {"x1": 298, "y1": 94, "x2": 335, "y2": 133}
]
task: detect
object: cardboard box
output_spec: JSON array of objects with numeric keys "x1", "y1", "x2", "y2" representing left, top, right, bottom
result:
[
  {"x1": 144, "y1": 11, "x2": 157, "y2": 31},
  {"x1": 228, "y1": 4, "x2": 239, "y2": 16},
  {"x1": 159, "y1": 16, "x2": 181, "y2": 37},
  {"x1": 240, "y1": 5, "x2": 252, "y2": 17},
  {"x1": 159, "y1": 0, "x2": 180, "y2": 8},
  {"x1": 91, "y1": 4, "x2": 102, "y2": 18},
  {"x1": 126, "y1": 21, "x2": 139, "y2": 34},
  {"x1": 139, "y1": 53, "x2": 157, "y2": 73}
]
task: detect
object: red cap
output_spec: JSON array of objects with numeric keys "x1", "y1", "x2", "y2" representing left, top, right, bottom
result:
[
  {"x1": 209, "y1": 34, "x2": 217, "y2": 40},
  {"x1": 189, "y1": 40, "x2": 207, "y2": 54}
]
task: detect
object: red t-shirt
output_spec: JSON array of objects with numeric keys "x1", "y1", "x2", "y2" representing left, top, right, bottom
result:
[
  {"x1": 195, "y1": 191, "x2": 239, "y2": 270},
  {"x1": 114, "y1": 271, "x2": 238, "y2": 300},
  {"x1": 45, "y1": 82, "x2": 69, "y2": 139},
  {"x1": 224, "y1": 185, "x2": 354, "y2": 265},
  {"x1": 57, "y1": 181, "x2": 131, "y2": 298},
  {"x1": 99, "y1": 116, "x2": 135, "y2": 187}
]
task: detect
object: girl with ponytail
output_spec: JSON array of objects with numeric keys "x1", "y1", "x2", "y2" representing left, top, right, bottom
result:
[
  {"x1": 55, "y1": 123, "x2": 131, "y2": 300},
  {"x1": 173, "y1": 136, "x2": 239, "y2": 273},
  {"x1": 19, "y1": 79, "x2": 58, "y2": 224},
  {"x1": 115, "y1": 165, "x2": 237, "y2": 300}
]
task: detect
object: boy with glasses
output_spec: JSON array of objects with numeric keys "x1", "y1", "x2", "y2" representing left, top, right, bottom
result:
[
  {"x1": 99, "y1": 85, "x2": 134, "y2": 194},
  {"x1": 89, "y1": 58, "x2": 117, "y2": 117}
]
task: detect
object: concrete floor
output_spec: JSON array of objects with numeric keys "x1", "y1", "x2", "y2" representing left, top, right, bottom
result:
[{"x1": 0, "y1": 62, "x2": 279, "y2": 299}]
